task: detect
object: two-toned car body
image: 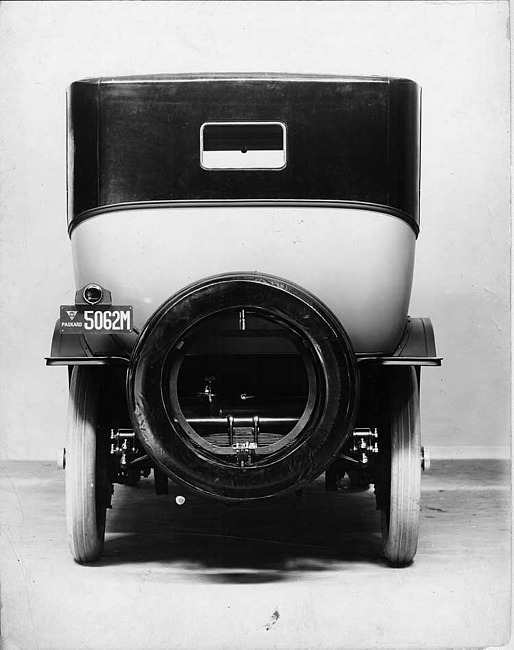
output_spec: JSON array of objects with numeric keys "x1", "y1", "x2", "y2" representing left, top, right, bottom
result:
[{"x1": 48, "y1": 73, "x2": 440, "y2": 566}]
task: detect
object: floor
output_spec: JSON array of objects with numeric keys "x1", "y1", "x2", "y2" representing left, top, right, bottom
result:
[{"x1": 0, "y1": 459, "x2": 511, "y2": 650}]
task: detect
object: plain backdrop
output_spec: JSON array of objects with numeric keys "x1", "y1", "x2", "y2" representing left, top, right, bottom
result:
[{"x1": 0, "y1": 0, "x2": 510, "y2": 459}]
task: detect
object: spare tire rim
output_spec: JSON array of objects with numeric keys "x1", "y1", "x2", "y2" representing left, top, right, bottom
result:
[{"x1": 161, "y1": 306, "x2": 322, "y2": 465}]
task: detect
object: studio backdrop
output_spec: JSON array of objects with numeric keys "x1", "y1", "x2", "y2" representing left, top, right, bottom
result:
[{"x1": 0, "y1": 0, "x2": 510, "y2": 460}]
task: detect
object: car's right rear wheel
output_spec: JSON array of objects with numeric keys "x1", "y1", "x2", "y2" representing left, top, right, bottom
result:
[{"x1": 377, "y1": 366, "x2": 421, "y2": 567}]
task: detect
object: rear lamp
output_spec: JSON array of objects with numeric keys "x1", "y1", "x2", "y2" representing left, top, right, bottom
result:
[{"x1": 82, "y1": 284, "x2": 103, "y2": 305}]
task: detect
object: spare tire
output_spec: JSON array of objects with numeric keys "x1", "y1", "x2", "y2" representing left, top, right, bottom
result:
[{"x1": 127, "y1": 273, "x2": 359, "y2": 500}]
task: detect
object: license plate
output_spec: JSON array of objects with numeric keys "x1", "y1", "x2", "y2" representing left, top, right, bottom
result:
[{"x1": 60, "y1": 306, "x2": 133, "y2": 334}]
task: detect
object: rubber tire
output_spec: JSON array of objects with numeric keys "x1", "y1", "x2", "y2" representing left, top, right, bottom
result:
[
  {"x1": 66, "y1": 366, "x2": 111, "y2": 563},
  {"x1": 128, "y1": 273, "x2": 358, "y2": 501},
  {"x1": 380, "y1": 366, "x2": 421, "y2": 567}
]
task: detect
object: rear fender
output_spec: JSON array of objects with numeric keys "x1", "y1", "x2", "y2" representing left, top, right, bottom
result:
[
  {"x1": 357, "y1": 317, "x2": 441, "y2": 366},
  {"x1": 46, "y1": 319, "x2": 132, "y2": 366}
]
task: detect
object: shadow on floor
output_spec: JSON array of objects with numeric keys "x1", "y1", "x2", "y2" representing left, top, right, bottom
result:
[
  {"x1": 85, "y1": 459, "x2": 511, "y2": 582},
  {"x1": 98, "y1": 477, "x2": 386, "y2": 581}
]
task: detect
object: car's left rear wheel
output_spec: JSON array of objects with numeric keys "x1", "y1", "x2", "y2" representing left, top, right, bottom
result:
[{"x1": 66, "y1": 366, "x2": 112, "y2": 563}]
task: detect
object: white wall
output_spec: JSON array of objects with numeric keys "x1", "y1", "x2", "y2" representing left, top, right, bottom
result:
[{"x1": 0, "y1": 1, "x2": 510, "y2": 459}]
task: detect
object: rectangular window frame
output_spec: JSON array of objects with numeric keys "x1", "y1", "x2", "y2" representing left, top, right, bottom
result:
[{"x1": 200, "y1": 121, "x2": 287, "y2": 171}]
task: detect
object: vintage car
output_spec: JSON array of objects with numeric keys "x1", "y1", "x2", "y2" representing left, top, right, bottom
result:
[{"x1": 47, "y1": 73, "x2": 440, "y2": 567}]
